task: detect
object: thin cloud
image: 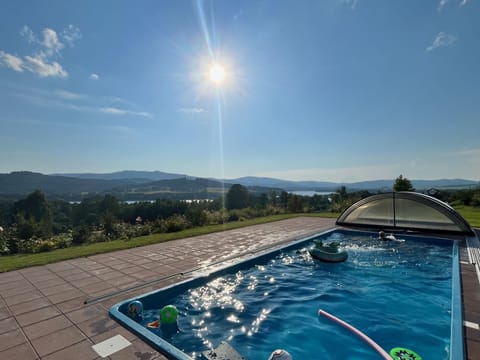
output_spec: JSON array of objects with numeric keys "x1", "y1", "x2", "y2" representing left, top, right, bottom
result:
[
  {"x1": 178, "y1": 107, "x2": 205, "y2": 114},
  {"x1": 14, "y1": 86, "x2": 153, "y2": 118},
  {"x1": 61, "y1": 25, "x2": 82, "y2": 47},
  {"x1": 100, "y1": 107, "x2": 153, "y2": 118},
  {"x1": 460, "y1": 0, "x2": 470, "y2": 6},
  {"x1": 437, "y1": 0, "x2": 449, "y2": 11},
  {"x1": 23, "y1": 54, "x2": 67, "y2": 78},
  {"x1": 41, "y1": 28, "x2": 64, "y2": 57},
  {"x1": 342, "y1": 0, "x2": 359, "y2": 10},
  {"x1": 20, "y1": 25, "x2": 36, "y2": 43},
  {"x1": 90, "y1": 73, "x2": 99, "y2": 80},
  {"x1": 53, "y1": 89, "x2": 86, "y2": 100},
  {"x1": 426, "y1": 32, "x2": 456, "y2": 51},
  {"x1": 0, "y1": 25, "x2": 81, "y2": 78},
  {"x1": 0, "y1": 51, "x2": 24, "y2": 72}
]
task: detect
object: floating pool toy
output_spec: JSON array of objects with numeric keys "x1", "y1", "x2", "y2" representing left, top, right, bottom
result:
[
  {"x1": 160, "y1": 305, "x2": 178, "y2": 324},
  {"x1": 267, "y1": 349, "x2": 292, "y2": 360},
  {"x1": 390, "y1": 347, "x2": 422, "y2": 360},
  {"x1": 127, "y1": 300, "x2": 143, "y2": 318},
  {"x1": 147, "y1": 319, "x2": 160, "y2": 328},
  {"x1": 319, "y1": 309, "x2": 391, "y2": 360},
  {"x1": 308, "y1": 240, "x2": 348, "y2": 263}
]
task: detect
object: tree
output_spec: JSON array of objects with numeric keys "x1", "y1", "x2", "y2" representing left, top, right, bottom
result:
[
  {"x1": 226, "y1": 184, "x2": 250, "y2": 210},
  {"x1": 13, "y1": 190, "x2": 53, "y2": 238},
  {"x1": 393, "y1": 175, "x2": 415, "y2": 192}
]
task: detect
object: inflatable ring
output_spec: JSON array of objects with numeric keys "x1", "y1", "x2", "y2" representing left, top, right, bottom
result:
[
  {"x1": 127, "y1": 300, "x2": 143, "y2": 318},
  {"x1": 390, "y1": 347, "x2": 422, "y2": 360}
]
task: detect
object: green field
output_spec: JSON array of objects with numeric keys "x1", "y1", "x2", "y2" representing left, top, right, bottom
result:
[{"x1": 454, "y1": 205, "x2": 480, "y2": 228}]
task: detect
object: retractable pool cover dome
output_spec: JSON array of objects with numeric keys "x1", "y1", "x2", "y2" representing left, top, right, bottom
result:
[{"x1": 336, "y1": 192, "x2": 474, "y2": 235}]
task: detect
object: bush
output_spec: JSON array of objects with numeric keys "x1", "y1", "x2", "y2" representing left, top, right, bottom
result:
[
  {"x1": 72, "y1": 226, "x2": 90, "y2": 245},
  {"x1": 37, "y1": 240, "x2": 56, "y2": 253},
  {"x1": 163, "y1": 214, "x2": 191, "y2": 233}
]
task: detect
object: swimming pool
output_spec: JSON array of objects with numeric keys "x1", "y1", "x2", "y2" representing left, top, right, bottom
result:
[{"x1": 110, "y1": 228, "x2": 464, "y2": 360}]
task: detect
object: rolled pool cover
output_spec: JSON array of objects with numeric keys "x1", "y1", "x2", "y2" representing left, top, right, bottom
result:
[{"x1": 318, "y1": 309, "x2": 391, "y2": 360}]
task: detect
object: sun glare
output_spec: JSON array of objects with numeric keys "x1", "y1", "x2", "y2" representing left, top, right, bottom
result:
[{"x1": 209, "y1": 64, "x2": 226, "y2": 85}]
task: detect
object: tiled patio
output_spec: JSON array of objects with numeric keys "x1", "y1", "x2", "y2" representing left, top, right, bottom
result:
[
  {"x1": 0, "y1": 217, "x2": 334, "y2": 360},
  {"x1": 0, "y1": 217, "x2": 479, "y2": 359}
]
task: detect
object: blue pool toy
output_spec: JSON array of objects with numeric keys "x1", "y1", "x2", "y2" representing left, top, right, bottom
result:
[
  {"x1": 127, "y1": 300, "x2": 143, "y2": 318},
  {"x1": 160, "y1": 305, "x2": 178, "y2": 324}
]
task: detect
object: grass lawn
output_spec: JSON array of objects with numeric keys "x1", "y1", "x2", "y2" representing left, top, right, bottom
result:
[
  {"x1": 0, "y1": 212, "x2": 338, "y2": 273},
  {"x1": 454, "y1": 205, "x2": 480, "y2": 228}
]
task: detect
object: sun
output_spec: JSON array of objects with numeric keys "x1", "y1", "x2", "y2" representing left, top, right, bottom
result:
[{"x1": 208, "y1": 63, "x2": 226, "y2": 85}]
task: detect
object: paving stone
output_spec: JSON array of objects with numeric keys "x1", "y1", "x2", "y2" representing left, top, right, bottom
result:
[
  {"x1": 0, "y1": 316, "x2": 18, "y2": 335},
  {"x1": 30, "y1": 325, "x2": 85, "y2": 357},
  {"x1": 23, "y1": 315, "x2": 72, "y2": 340},
  {"x1": 15, "y1": 306, "x2": 61, "y2": 327},
  {"x1": 48, "y1": 288, "x2": 86, "y2": 304},
  {"x1": 66, "y1": 304, "x2": 106, "y2": 324},
  {"x1": 0, "y1": 329, "x2": 26, "y2": 352},
  {"x1": 0, "y1": 342, "x2": 37, "y2": 360},
  {"x1": 77, "y1": 315, "x2": 118, "y2": 337},
  {"x1": 9, "y1": 297, "x2": 51, "y2": 316},
  {"x1": 42, "y1": 339, "x2": 99, "y2": 360}
]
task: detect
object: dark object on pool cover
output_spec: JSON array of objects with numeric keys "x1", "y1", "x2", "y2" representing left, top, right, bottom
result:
[
  {"x1": 203, "y1": 341, "x2": 246, "y2": 360},
  {"x1": 308, "y1": 239, "x2": 348, "y2": 262}
]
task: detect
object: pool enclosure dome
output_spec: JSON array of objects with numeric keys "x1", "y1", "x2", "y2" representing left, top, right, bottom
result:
[{"x1": 336, "y1": 192, "x2": 474, "y2": 235}]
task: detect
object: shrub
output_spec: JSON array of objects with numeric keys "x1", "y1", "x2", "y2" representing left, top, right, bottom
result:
[
  {"x1": 72, "y1": 226, "x2": 90, "y2": 245},
  {"x1": 37, "y1": 240, "x2": 56, "y2": 253},
  {"x1": 164, "y1": 214, "x2": 191, "y2": 233}
]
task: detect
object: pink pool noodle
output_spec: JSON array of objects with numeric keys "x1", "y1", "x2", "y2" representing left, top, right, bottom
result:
[{"x1": 318, "y1": 309, "x2": 391, "y2": 360}]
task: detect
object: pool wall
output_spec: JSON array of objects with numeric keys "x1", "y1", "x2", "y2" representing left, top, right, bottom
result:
[{"x1": 109, "y1": 228, "x2": 464, "y2": 360}]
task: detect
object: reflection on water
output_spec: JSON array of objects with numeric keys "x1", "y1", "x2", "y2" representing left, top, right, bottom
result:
[{"x1": 141, "y1": 233, "x2": 453, "y2": 360}]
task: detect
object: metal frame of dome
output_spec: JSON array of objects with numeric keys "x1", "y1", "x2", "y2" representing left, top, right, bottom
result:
[{"x1": 336, "y1": 191, "x2": 474, "y2": 235}]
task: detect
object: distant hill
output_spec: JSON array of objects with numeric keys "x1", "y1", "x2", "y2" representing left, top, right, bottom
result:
[
  {"x1": 0, "y1": 171, "x2": 135, "y2": 196},
  {"x1": 54, "y1": 170, "x2": 185, "y2": 183},
  {"x1": 0, "y1": 172, "x2": 280, "y2": 201},
  {"x1": 0, "y1": 171, "x2": 477, "y2": 200},
  {"x1": 230, "y1": 176, "x2": 479, "y2": 191},
  {"x1": 230, "y1": 176, "x2": 339, "y2": 191}
]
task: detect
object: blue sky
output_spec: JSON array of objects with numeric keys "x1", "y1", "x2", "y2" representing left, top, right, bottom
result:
[{"x1": 0, "y1": 0, "x2": 479, "y2": 182}]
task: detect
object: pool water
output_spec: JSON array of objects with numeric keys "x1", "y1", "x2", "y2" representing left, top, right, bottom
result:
[{"x1": 138, "y1": 231, "x2": 454, "y2": 359}]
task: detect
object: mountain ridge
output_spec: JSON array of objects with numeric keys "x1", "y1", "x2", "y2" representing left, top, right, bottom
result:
[{"x1": 0, "y1": 171, "x2": 477, "y2": 200}]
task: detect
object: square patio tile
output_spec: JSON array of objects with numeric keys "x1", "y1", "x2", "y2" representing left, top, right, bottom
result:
[
  {"x1": 48, "y1": 288, "x2": 85, "y2": 304},
  {"x1": 9, "y1": 297, "x2": 51, "y2": 316},
  {"x1": 30, "y1": 325, "x2": 86, "y2": 357},
  {"x1": 55, "y1": 296, "x2": 86, "y2": 313},
  {"x1": 66, "y1": 304, "x2": 106, "y2": 324},
  {"x1": 0, "y1": 329, "x2": 26, "y2": 352},
  {"x1": 42, "y1": 339, "x2": 99, "y2": 360},
  {"x1": 23, "y1": 315, "x2": 72, "y2": 340},
  {"x1": 0, "y1": 342, "x2": 37, "y2": 360},
  {"x1": 15, "y1": 306, "x2": 61, "y2": 327},
  {"x1": 4, "y1": 290, "x2": 45, "y2": 307},
  {"x1": 0, "y1": 317, "x2": 18, "y2": 335},
  {"x1": 0, "y1": 307, "x2": 11, "y2": 321},
  {"x1": 77, "y1": 314, "x2": 118, "y2": 337}
]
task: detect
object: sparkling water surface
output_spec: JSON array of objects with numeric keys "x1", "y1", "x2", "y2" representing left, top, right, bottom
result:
[{"x1": 140, "y1": 232, "x2": 453, "y2": 359}]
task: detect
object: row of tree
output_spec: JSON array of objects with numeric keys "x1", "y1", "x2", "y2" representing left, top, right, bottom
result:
[{"x1": 1, "y1": 175, "x2": 478, "y2": 255}]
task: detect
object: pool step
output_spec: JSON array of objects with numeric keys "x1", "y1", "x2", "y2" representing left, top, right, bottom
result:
[{"x1": 202, "y1": 341, "x2": 246, "y2": 360}]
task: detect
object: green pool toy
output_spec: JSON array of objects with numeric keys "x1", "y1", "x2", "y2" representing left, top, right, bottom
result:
[
  {"x1": 160, "y1": 305, "x2": 178, "y2": 324},
  {"x1": 390, "y1": 347, "x2": 422, "y2": 360}
]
